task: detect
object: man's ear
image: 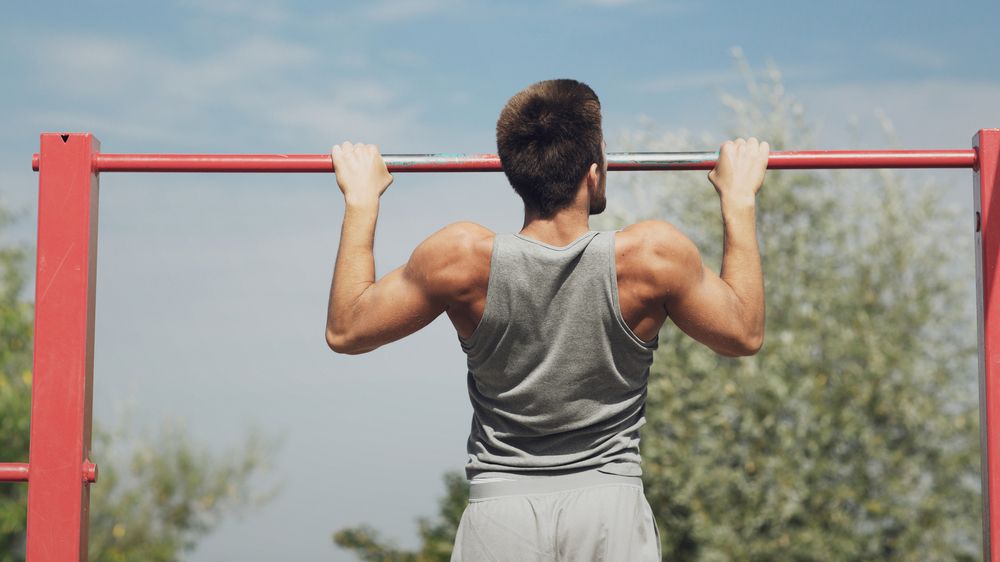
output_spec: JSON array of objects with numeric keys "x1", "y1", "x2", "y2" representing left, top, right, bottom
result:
[{"x1": 580, "y1": 162, "x2": 600, "y2": 201}]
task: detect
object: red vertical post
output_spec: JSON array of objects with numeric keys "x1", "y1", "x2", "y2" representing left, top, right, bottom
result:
[
  {"x1": 26, "y1": 133, "x2": 100, "y2": 562},
  {"x1": 976, "y1": 129, "x2": 1000, "y2": 561}
]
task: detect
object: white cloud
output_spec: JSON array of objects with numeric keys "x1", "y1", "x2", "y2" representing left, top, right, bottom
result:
[
  {"x1": 269, "y1": 83, "x2": 421, "y2": 144},
  {"x1": 26, "y1": 34, "x2": 424, "y2": 149},
  {"x1": 177, "y1": 0, "x2": 290, "y2": 26},
  {"x1": 331, "y1": 52, "x2": 370, "y2": 70},
  {"x1": 581, "y1": 0, "x2": 643, "y2": 5},
  {"x1": 565, "y1": 0, "x2": 692, "y2": 10},
  {"x1": 382, "y1": 48, "x2": 428, "y2": 67},
  {"x1": 635, "y1": 70, "x2": 739, "y2": 94},
  {"x1": 33, "y1": 36, "x2": 317, "y2": 102},
  {"x1": 362, "y1": 0, "x2": 461, "y2": 22},
  {"x1": 877, "y1": 40, "x2": 950, "y2": 70},
  {"x1": 634, "y1": 59, "x2": 830, "y2": 96},
  {"x1": 24, "y1": 109, "x2": 183, "y2": 146}
]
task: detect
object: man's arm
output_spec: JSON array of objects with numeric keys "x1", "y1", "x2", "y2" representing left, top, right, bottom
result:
[
  {"x1": 323, "y1": 141, "x2": 463, "y2": 355},
  {"x1": 325, "y1": 225, "x2": 454, "y2": 355},
  {"x1": 647, "y1": 137, "x2": 768, "y2": 357}
]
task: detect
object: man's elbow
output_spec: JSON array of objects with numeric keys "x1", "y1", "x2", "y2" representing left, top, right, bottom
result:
[
  {"x1": 741, "y1": 334, "x2": 764, "y2": 356},
  {"x1": 326, "y1": 330, "x2": 364, "y2": 355},
  {"x1": 733, "y1": 334, "x2": 764, "y2": 357},
  {"x1": 716, "y1": 334, "x2": 763, "y2": 357}
]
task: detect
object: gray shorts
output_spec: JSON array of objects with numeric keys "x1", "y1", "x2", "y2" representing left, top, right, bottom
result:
[{"x1": 452, "y1": 468, "x2": 662, "y2": 561}]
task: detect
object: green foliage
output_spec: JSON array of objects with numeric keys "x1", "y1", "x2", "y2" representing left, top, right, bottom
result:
[
  {"x1": 87, "y1": 420, "x2": 280, "y2": 562},
  {"x1": 0, "y1": 206, "x2": 280, "y2": 562},
  {"x1": 332, "y1": 471, "x2": 467, "y2": 562},
  {"x1": 606, "y1": 54, "x2": 981, "y2": 561},
  {"x1": 334, "y1": 55, "x2": 982, "y2": 561},
  {"x1": 0, "y1": 206, "x2": 32, "y2": 560}
]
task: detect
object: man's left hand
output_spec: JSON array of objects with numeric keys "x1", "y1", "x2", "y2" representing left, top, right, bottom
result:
[{"x1": 331, "y1": 142, "x2": 393, "y2": 207}]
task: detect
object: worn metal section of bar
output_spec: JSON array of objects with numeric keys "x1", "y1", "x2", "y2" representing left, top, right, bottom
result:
[
  {"x1": 610, "y1": 150, "x2": 980, "y2": 170},
  {"x1": 31, "y1": 149, "x2": 978, "y2": 173}
]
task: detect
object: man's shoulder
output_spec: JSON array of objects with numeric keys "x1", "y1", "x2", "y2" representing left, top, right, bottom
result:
[
  {"x1": 436, "y1": 221, "x2": 495, "y2": 245},
  {"x1": 411, "y1": 219, "x2": 491, "y2": 249},
  {"x1": 410, "y1": 221, "x2": 494, "y2": 295},
  {"x1": 422, "y1": 221, "x2": 495, "y2": 261},
  {"x1": 614, "y1": 220, "x2": 700, "y2": 289},
  {"x1": 615, "y1": 219, "x2": 695, "y2": 259}
]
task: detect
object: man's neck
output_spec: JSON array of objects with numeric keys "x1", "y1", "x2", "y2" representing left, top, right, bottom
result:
[{"x1": 520, "y1": 206, "x2": 592, "y2": 246}]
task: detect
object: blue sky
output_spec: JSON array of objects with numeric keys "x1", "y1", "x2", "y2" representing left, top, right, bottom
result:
[{"x1": 2, "y1": 1, "x2": 999, "y2": 561}]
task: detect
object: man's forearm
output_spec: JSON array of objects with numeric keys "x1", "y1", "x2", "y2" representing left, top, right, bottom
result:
[
  {"x1": 719, "y1": 198, "x2": 764, "y2": 347},
  {"x1": 327, "y1": 200, "x2": 380, "y2": 338}
]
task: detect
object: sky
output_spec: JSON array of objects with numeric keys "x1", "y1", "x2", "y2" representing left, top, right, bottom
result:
[{"x1": 2, "y1": 1, "x2": 999, "y2": 560}]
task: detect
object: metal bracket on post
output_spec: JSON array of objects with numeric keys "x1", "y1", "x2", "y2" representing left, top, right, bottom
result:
[{"x1": 26, "y1": 133, "x2": 101, "y2": 562}]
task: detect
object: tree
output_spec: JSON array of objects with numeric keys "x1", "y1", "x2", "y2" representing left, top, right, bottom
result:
[
  {"x1": 332, "y1": 471, "x2": 467, "y2": 562},
  {"x1": 0, "y1": 206, "x2": 280, "y2": 562},
  {"x1": 332, "y1": 55, "x2": 982, "y2": 561},
  {"x1": 0, "y1": 207, "x2": 33, "y2": 560},
  {"x1": 610, "y1": 52, "x2": 980, "y2": 561},
  {"x1": 85, "y1": 418, "x2": 279, "y2": 562}
]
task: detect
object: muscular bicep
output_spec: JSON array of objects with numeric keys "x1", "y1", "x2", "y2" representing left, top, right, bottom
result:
[
  {"x1": 652, "y1": 225, "x2": 756, "y2": 357},
  {"x1": 328, "y1": 236, "x2": 450, "y2": 355},
  {"x1": 328, "y1": 222, "x2": 481, "y2": 355},
  {"x1": 667, "y1": 263, "x2": 758, "y2": 356},
  {"x1": 347, "y1": 260, "x2": 445, "y2": 352}
]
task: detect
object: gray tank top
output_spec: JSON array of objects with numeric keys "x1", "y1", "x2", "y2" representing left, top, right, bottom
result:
[{"x1": 459, "y1": 229, "x2": 658, "y2": 480}]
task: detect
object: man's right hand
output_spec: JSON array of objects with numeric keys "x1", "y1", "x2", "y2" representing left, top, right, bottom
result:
[{"x1": 707, "y1": 138, "x2": 769, "y2": 206}]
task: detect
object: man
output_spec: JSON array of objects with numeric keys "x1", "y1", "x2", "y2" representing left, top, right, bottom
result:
[{"x1": 326, "y1": 79, "x2": 768, "y2": 560}]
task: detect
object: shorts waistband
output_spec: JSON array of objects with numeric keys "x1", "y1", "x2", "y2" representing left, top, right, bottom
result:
[{"x1": 467, "y1": 468, "x2": 642, "y2": 501}]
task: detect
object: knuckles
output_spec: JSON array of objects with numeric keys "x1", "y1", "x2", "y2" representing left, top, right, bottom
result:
[
  {"x1": 331, "y1": 142, "x2": 381, "y2": 157},
  {"x1": 717, "y1": 137, "x2": 770, "y2": 171}
]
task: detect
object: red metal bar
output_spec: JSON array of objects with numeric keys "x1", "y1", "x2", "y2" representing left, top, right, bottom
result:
[
  {"x1": 26, "y1": 133, "x2": 100, "y2": 562},
  {"x1": 30, "y1": 149, "x2": 977, "y2": 173},
  {"x1": 976, "y1": 129, "x2": 1000, "y2": 562},
  {"x1": 0, "y1": 463, "x2": 29, "y2": 482},
  {"x1": 0, "y1": 463, "x2": 96, "y2": 483}
]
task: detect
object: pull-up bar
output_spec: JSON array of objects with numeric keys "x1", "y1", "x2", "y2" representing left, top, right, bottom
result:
[
  {"x1": 9, "y1": 131, "x2": 1000, "y2": 562},
  {"x1": 30, "y1": 149, "x2": 979, "y2": 173}
]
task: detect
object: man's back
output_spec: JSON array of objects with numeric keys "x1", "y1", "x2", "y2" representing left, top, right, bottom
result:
[
  {"x1": 456, "y1": 228, "x2": 658, "y2": 480},
  {"x1": 445, "y1": 220, "x2": 673, "y2": 346}
]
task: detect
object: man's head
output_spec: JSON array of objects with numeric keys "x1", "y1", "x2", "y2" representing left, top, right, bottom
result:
[{"x1": 496, "y1": 79, "x2": 606, "y2": 218}]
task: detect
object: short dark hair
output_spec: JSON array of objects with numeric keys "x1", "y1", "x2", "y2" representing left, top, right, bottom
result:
[{"x1": 496, "y1": 79, "x2": 604, "y2": 217}]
